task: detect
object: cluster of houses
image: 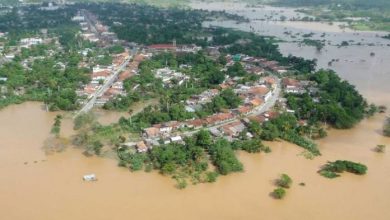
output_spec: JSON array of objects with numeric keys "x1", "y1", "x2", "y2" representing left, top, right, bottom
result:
[
  {"x1": 20, "y1": 37, "x2": 43, "y2": 48},
  {"x1": 131, "y1": 108, "x2": 282, "y2": 153},
  {"x1": 185, "y1": 89, "x2": 220, "y2": 112},
  {"x1": 225, "y1": 54, "x2": 288, "y2": 74},
  {"x1": 77, "y1": 50, "x2": 143, "y2": 106},
  {"x1": 147, "y1": 43, "x2": 201, "y2": 54},
  {"x1": 74, "y1": 12, "x2": 119, "y2": 47},
  {"x1": 154, "y1": 67, "x2": 189, "y2": 88},
  {"x1": 132, "y1": 75, "x2": 279, "y2": 152}
]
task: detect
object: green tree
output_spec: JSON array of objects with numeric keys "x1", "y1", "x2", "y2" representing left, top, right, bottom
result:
[
  {"x1": 277, "y1": 174, "x2": 293, "y2": 188},
  {"x1": 272, "y1": 187, "x2": 286, "y2": 199}
]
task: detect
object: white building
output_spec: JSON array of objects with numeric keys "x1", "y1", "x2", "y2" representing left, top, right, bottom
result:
[{"x1": 20, "y1": 38, "x2": 43, "y2": 48}]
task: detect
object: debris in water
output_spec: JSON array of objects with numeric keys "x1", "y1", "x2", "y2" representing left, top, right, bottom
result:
[{"x1": 83, "y1": 174, "x2": 97, "y2": 182}]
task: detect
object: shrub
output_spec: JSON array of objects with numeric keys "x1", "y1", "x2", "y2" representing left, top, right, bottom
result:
[
  {"x1": 205, "y1": 171, "x2": 219, "y2": 183},
  {"x1": 319, "y1": 160, "x2": 367, "y2": 178},
  {"x1": 277, "y1": 174, "x2": 293, "y2": 188},
  {"x1": 272, "y1": 187, "x2": 286, "y2": 199},
  {"x1": 384, "y1": 118, "x2": 390, "y2": 137},
  {"x1": 176, "y1": 179, "x2": 187, "y2": 189},
  {"x1": 375, "y1": 145, "x2": 386, "y2": 153}
]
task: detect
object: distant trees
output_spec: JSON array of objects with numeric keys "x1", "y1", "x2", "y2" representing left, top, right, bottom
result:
[
  {"x1": 227, "y1": 62, "x2": 247, "y2": 77},
  {"x1": 108, "y1": 44, "x2": 125, "y2": 54}
]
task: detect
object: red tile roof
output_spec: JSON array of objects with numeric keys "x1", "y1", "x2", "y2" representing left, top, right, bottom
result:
[
  {"x1": 148, "y1": 44, "x2": 176, "y2": 50},
  {"x1": 249, "y1": 86, "x2": 269, "y2": 96}
]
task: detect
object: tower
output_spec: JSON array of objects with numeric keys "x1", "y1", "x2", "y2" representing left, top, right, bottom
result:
[{"x1": 173, "y1": 38, "x2": 176, "y2": 48}]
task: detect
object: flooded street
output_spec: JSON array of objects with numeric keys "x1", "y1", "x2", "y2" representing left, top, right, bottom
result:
[{"x1": 1, "y1": 2, "x2": 390, "y2": 220}]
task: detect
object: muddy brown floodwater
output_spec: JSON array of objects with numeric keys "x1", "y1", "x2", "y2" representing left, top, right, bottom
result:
[{"x1": 0, "y1": 101, "x2": 389, "y2": 220}]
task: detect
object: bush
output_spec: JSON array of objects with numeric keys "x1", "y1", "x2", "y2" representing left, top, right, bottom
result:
[
  {"x1": 205, "y1": 171, "x2": 219, "y2": 183},
  {"x1": 384, "y1": 118, "x2": 390, "y2": 137},
  {"x1": 272, "y1": 187, "x2": 286, "y2": 199},
  {"x1": 374, "y1": 145, "x2": 386, "y2": 153},
  {"x1": 319, "y1": 160, "x2": 367, "y2": 178},
  {"x1": 277, "y1": 174, "x2": 293, "y2": 188},
  {"x1": 176, "y1": 179, "x2": 187, "y2": 189}
]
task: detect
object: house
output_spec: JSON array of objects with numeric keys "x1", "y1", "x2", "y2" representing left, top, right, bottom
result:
[
  {"x1": 209, "y1": 127, "x2": 223, "y2": 137},
  {"x1": 246, "y1": 66, "x2": 264, "y2": 75},
  {"x1": 249, "y1": 115, "x2": 267, "y2": 124},
  {"x1": 264, "y1": 111, "x2": 279, "y2": 119},
  {"x1": 20, "y1": 38, "x2": 43, "y2": 48},
  {"x1": 170, "y1": 136, "x2": 183, "y2": 143},
  {"x1": 118, "y1": 70, "x2": 133, "y2": 82},
  {"x1": 143, "y1": 127, "x2": 161, "y2": 138},
  {"x1": 205, "y1": 113, "x2": 234, "y2": 125},
  {"x1": 112, "y1": 81, "x2": 123, "y2": 90},
  {"x1": 221, "y1": 121, "x2": 246, "y2": 137},
  {"x1": 250, "y1": 97, "x2": 263, "y2": 107},
  {"x1": 95, "y1": 95, "x2": 110, "y2": 106},
  {"x1": 82, "y1": 84, "x2": 99, "y2": 98},
  {"x1": 236, "y1": 106, "x2": 253, "y2": 115},
  {"x1": 151, "y1": 121, "x2": 183, "y2": 136},
  {"x1": 147, "y1": 44, "x2": 176, "y2": 52},
  {"x1": 264, "y1": 76, "x2": 277, "y2": 86},
  {"x1": 72, "y1": 15, "x2": 85, "y2": 21},
  {"x1": 5, "y1": 54, "x2": 15, "y2": 59},
  {"x1": 136, "y1": 141, "x2": 148, "y2": 153},
  {"x1": 282, "y1": 78, "x2": 302, "y2": 94},
  {"x1": 105, "y1": 88, "x2": 123, "y2": 97},
  {"x1": 176, "y1": 44, "x2": 201, "y2": 53},
  {"x1": 92, "y1": 70, "x2": 111, "y2": 81},
  {"x1": 186, "y1": 119, "x2": 205, "y2": 129}
]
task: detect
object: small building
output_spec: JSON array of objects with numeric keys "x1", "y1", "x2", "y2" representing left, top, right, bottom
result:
[
  {"x1": 170, "y1": 136, "x2": 183, "y2": 143},
  {"x1": 186, "y1": 119, "x2": 205, "y2": 129},
  {"x1": 143, "y1": 127, "x2": 161, "y2": 138},
  {"x1": 92, "y1": 70, "x2": 111, "y2": 81},
  {"x1": 236, "y1": 106, "x2": 253, "y2": 115},
  {"x1": 282, "y1": 78, "x2": 302, "y2": 94},
  {"x1": 221, "y1": 121, "x2": 246, "y2": 137},
  {"x1": 136, "y1": 141, "x2": 148, "y2": 153}
]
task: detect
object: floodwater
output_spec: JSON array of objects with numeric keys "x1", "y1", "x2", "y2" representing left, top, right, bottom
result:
[
  {"x1": 1, "y1": 2, "x2": 390, "y2": 219},
  {"x1": 0, "y1": 102, "x2": 389, "y2": 220}
]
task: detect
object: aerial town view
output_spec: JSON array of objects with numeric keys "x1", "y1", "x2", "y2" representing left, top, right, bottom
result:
[{"x1": 0, "y1": 0, "x2": 389, "y2": 219}]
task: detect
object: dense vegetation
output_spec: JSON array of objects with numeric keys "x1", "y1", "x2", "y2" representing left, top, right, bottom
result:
[
  {"x1": 319, "y1": 160, "x2": 367, "y2": 178},
  {"x1": 286, "y1": 69, "x2": 368, "y2": 129},
  {"x1": 116, "y1": 130, "x2": 270, "y2": 187},
  {"x1": 259, "y1": 113, "x2": 321, "y2": 155}
]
